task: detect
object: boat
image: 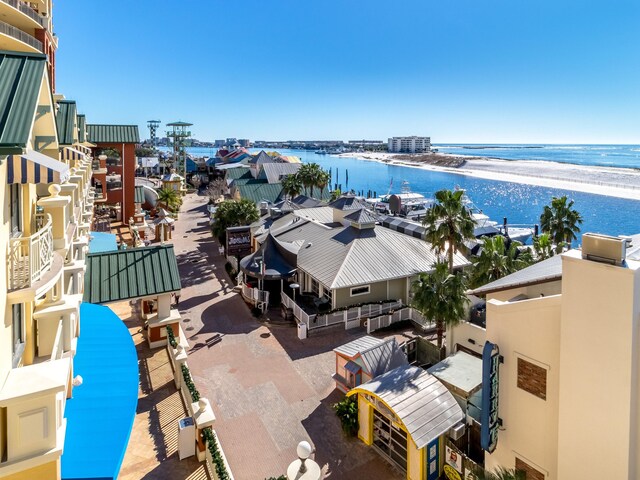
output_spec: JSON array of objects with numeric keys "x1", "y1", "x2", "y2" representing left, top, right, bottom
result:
[
  {"x1": 315, "y1": 149, "x2": 328, "y2": 155},
  {"x1": 366, "y1": 181, "x2": 433, "y2": 221}
]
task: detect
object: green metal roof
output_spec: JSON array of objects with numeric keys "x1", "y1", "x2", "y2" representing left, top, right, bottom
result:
[
  {"x1": 56, "y1": 100, "x2": 76, "y2": 146},
  {"x1": 236, "y1": 182, "x2": 284, "y2": 205},
  {"x1": 83, "y1": 245, "x2": 181, "y2": 304},
  {"x1": 77, "y1": 114, "x2": 86, "y2": 142},
  {"x1": 134, "y1": 185, "x2": 145, "y2": 204},
  {"x1": 300, "y1": 186, "x2": 331, "y2": 201},
  {"x1": 87, "y1": 124, "x2": 140, "y2": 144},
  {"x1": 0, "y1": 51, "x2": 47, "y2": 153},
  {"x1": 225, "y1": 167, "x2": 252, "y2": 181}
]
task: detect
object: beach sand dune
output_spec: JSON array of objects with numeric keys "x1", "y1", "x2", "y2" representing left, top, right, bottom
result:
[{"x1": 338, "y1": 152, "x2": 640, "y2": 200}]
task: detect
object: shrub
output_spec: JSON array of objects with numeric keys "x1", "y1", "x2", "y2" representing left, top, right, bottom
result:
[
  {"x1": 334, "y1": 395, "x2": 358, "y2": 437},
  {"x1": 202, "y1": 428, "x2": 231, "y2": 480}
]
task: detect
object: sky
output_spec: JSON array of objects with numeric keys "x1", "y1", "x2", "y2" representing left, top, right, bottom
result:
[{"x1": 55, "y1": 0, "x2": 640, "y2": 144}]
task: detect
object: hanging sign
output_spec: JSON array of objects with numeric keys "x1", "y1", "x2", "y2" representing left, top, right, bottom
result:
[
  {"x1": 226, "y1": 226, "x2": 252, "y2": 257},
  {"x1": 481, "y1": 341, "x2": 500, "y2": 452}
]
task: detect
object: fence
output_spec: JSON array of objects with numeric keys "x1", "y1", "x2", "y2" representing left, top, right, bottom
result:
[
  {"x1": 8, "y1": 214, "x2": 53, "y2": 290},
  {"x1": 281, "y1": 291, "x2": 316, "y2": 325},
  {"x1": 367, "y1": 307, "x2": 432, "y2": 333},
  {"x1": 240, "y1": 284, "x2": 269, "y2": 309}
]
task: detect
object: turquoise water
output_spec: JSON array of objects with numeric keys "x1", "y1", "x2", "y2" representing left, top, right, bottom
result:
[
  {"x1": 183, "y1": 146, "x2": 640, "y2": 238},
  {"x1": 436, "y1": 144, "x2": 640, "y2": 169},
  {"x1": 89, "y1": 232, "x2": 118, "y2": 253}
]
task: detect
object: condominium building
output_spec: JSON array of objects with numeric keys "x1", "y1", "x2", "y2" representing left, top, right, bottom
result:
[
  {"x1": 0, "y1": 48, "x2": 95, "y2": 479},
  {"x1": 388, "y1": 136, "x2": 431, "y2": 153},
  {"x1": 449, "y1": 233, "x2": 640, "y2": 479},
  {"x1": 0, "y1": 0, "x2": 57, "y2": 90}
]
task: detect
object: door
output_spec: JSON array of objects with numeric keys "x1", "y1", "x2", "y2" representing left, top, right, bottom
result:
[{"x1": 372, "y1": 408, "x2": 408, "y2": 472}]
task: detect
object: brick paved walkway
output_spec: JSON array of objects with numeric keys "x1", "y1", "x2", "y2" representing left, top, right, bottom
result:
[{"x1": 172, "y1": 193, "x2": 404, "y2": 480}]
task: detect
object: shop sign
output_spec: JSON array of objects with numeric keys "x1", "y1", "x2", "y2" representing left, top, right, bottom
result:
[
  {"x1": 444, "y1": 465, "x2": 462, "y2": 480},
  {"x1": 226, "y1": 226, "x2": 252, "y2": 257},
  {"x1": 481, "y1": 341, "x2": 500, "y2": 452},
  {"x1": 445, "y1": 445, "x2": 463, "y2": 473}
]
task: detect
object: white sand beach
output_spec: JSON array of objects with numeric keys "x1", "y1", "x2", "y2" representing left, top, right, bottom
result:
[{"x1": 338, "y1": 152, "x2": 640, "y2": 201}]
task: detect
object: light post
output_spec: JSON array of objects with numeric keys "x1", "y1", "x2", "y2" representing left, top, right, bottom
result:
[
  {"x1": 286, "y1": 441, "x2": 321, "y2": 480},
  {"x1": 290, "y1": 283, "x2": 300, "y2": 303}
]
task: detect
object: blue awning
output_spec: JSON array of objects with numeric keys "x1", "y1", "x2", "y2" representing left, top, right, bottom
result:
[{"x1": 7, "y1": 149, "x2": 70, "y2": 184}]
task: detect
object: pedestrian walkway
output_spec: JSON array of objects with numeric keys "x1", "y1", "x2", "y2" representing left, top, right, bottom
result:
[
  {"x1": 170, "y1": 193, "x2": 403, "y2": 479},
  {"x1": 116, "y1": 300, "x2": 209, "y2": 480}
]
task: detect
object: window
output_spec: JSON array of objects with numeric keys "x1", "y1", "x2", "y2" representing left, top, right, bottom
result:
[
  {"x1": 12, "y1": 303, "x2": 24, "y2": 367},
  {"x1": 517, "y1": 357, "x2": 547, "y2": 400},
  {"x1": 311, "y1": 278, "x2": 319, "y2": 296},
  {"x1": 350, "y1": 285, "x2": 370, "y2": 297},
  {"x1": 9, "y1": 184, "x2": 21, "y2": 237}
]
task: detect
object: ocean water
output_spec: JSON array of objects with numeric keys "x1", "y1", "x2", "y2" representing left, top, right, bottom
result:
[
  {"x1": 182, "y1": 146, "x2": 640, "y2": 238},
  {"x1": 436, "y1": 144, "x2": 640, "y2": 169}
]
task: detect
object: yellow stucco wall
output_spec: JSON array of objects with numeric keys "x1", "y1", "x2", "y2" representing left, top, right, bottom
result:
[
  {"x1": 2, "y1": 460, "x2": 59, "y2": 480},
  {"x1": 407, "y1": 436, "x2": 423, "y2": 480},
  {"x1": 357, "y1": 394, "x2": 372, "y2": 445}
]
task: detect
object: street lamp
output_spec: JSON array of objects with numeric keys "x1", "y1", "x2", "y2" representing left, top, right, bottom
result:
[
  {"x1": 290, "y1": 283, "x2": 300, "y2": 303},
  {"x1": 287, "y1": 441, "x2": 321, "y2": 480}
]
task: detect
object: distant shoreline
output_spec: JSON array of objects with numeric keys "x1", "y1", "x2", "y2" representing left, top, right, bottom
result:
[{"x1": 337, "y1": 152, "x2": 640, "y2": 201}]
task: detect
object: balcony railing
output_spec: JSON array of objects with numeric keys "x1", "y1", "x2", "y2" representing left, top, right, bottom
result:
[
  {"x1": 8, "y1": 213, "x2": 53, "y2": 290},
  {"x1": 1, "y1": 0, "x2": 46, "y2": 27},
  {"x1": 0, "y1": 18, "x2": 43, "y2": 51}
]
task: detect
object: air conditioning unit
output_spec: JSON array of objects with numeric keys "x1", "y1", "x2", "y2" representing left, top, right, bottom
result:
[
  {"x1": 449, "y1": 422, "x2": 466, "y2": 441},
  {"x1": 582, "y1": 233, "x2": 627, "y2": 266}
]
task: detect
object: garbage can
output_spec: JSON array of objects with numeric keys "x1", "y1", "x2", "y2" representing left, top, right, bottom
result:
[
  {"x1": 178, "y1": 417, "x2": 195, "y2": 460},
  {"x1": 297, "y1": 322, "x2": 307, "y2": 340}
]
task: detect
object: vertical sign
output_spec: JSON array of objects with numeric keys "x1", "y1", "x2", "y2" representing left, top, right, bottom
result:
[
  {"x1": 226, "y1": 226, "x2": 252, "y2": 258},
  {"x1": 481, "y1": 341, "x2": 500, "y2": 452}
]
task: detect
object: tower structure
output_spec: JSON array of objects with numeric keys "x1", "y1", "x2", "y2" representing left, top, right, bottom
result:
[
  {"x1": 166, "y1": 121, "x2": 192, "y2": 176},
  {"x1": 147, "y1": 120, "x2": 160, "y2": 146}
]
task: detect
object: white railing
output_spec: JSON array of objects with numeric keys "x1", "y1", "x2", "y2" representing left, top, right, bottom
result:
[
  {"x1": 367, "y1": 307, "x2": 433, "y2": 333},
  {"x1": 281, "y1": 291, "x2": 316, "y2": 325},
  {"x1": 0, "y1": 0, "x2": 46, "y2": 27},
  {"x1": 8, "y1": 214, "x2": 54, "y2": 290},
  {"x1": 0, "y1": 18, "x2": 42, "y2": 51},
  {"x1": 240, "y1": 284, "x2": 269, "y2": 308}
]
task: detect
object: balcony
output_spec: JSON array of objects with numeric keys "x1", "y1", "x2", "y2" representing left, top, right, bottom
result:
[
  {"x1": 0, "y1": 18, "x2": 42, "y2": 52},
  {"x1": 8, "y1": 213, "x2": 53, "y2": 290},
  {"x1": 0, "y1": 0, "x2": 46, "y2": 28}
]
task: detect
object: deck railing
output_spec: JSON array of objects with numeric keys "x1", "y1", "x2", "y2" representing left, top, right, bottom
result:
[
  {"x1": 0, "y1": 18, "x2": 42, "y2": 51},
  {"x1": 281, "y1": 291, "x2": 316, "y2": 325},
  {"x1": 8, "y1": 214, "x2": 53, "y2": 290},
  {"x1": 0, "y1": 0, "x2": 46, "y2": 27}
]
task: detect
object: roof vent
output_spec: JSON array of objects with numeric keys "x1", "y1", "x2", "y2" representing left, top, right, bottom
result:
[{"x1": 582, "y1": 233, "x2": 627, "y2": 266}]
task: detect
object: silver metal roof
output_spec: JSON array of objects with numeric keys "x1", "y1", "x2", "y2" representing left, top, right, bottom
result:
[
  {"x1": 428, "y1": 351, "x2": 482, "y2": 396},
  {"x1": 360, "y1": 338, "x2": 408, "y2": 378},
  {"x1": 353, "y1": 365, "x2": 464, "y2": 449},
  {"x1": 469, "y1": 254, "x2": 563, "y2": 296},
  {"x1": 294, "y1": 206, "x2": 334, "y2": 224},
  {"x1": 345, "y1": 208, "x2": 378, "y2": 225},
  {"x1": 260, "y1": 162, "x2": 301, "y2": 184},
  {"x1": 334, "y1": 335, "x2": 384, "y2": 357}
]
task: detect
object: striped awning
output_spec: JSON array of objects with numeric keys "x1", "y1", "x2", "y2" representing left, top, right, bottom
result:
[
  {"x1": 61, "y1": 147, "x2": 86, "y2": 163},
  {"x1": 7, "y1": 150, "x2": 70, "y2": 184}
]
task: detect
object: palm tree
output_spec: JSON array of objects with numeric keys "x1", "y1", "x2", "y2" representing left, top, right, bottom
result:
[
  {"x1": 423, "y1": 189, "x2": 476, "y2": 273},
  {"x1": 539, "y1": 195, "x2": 583, "y2": 252},
  {"x1": 157, "y1": 187, "x2": 181, "y2": 212},
  {"x1": 470, "y1": 466, "x2": 525, "y2": 480},
  {"x1": 211, "y1": 198, "x2": 260, "y2": 242},
  {"x1": 411, "y1": 262, "x2": 468, "y2": 348},
  {"x1": 532, "y1": 232, "x2": 560, "y2": 261},
  {"x1": 281, "y1": 173, "x2": 303, "y2": 200},
  {"x1": 470, "y1": 236, "x2": 532, "y2": 289},
  {"x1": 316, "y1": 169, "x2": 330, "y2": 199},
  {"x1": 297, "y1": 163, "x2": 323, "y2": 199}
]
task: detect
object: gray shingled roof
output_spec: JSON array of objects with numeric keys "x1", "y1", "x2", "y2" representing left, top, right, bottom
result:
[
  {"x1": 345, "y1": 208, "x2": 378, "y2": 225},
  {"x1": 273, "y1": 220, "x2": 469, "y2": 289},
  {"x1": 351, "y1": 365, "x2": 464, "y2": 449},
  {"x1": 260, "y1": 162, "x2": 301, "y2": 184},
  {"x1": 468, "y1": 254, "x2": 563, "y2": 296}
]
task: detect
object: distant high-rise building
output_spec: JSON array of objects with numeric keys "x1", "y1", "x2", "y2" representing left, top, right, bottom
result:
[
  {"x1": 388, "y1": 136, "x2": 431, "y2": 153},
  {"x1": 238, "y1": 139, "x2": 252, "y2": 147}
]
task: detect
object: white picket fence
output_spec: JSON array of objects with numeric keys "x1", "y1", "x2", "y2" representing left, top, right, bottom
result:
[
  {"x1": 367, "y1": 307, "x2": 432, "y2": 333},
  {"x1": 241, "y1": 284, "x2": 269, "y2": 312}
]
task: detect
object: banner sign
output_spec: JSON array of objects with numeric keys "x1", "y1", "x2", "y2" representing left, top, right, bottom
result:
[
  {"x1": 481, "y1": 341, "x2": 500, "y2": 452},
  {"x1": 226, "y1": 226, "x2": 252, "y2": 257}
]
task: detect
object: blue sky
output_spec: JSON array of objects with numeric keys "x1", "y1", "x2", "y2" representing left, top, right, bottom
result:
[{"x1": 55, "y1": 0, "x2": 639, "y2": 143}]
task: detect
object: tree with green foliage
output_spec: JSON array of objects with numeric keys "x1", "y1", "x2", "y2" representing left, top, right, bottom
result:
[
  {"x1": 532, "y1": 232, "x2": 561, "y2": 261},
  {"x1": 423, "y1": 189, "x2": 475, "y2": 273},
  {"x1": 281, "y1": 173, "x2": 303, "y2": 200},
  {"x1": 330, "y1": 188, "x2": 342, "y2": 202},
  {"x1": 411, "y1": 261, "x2": 468, "y2": 348},
  {"x1": 297, "y1": 163, "x2": 324, "y2": 199},
  {"x1": 333, "y1": 395, "x2": 359, "y2": 436},
  {"x1": 211, "y1": 198, "x2": 260, "y2": 243},
  {"x1": 156, "y1": 187, "x2": 181, "y2": 212},
  {"x1": 470, "y1": 236, "x2": 532, "y2": 289},
  {"x1": 470, "y1": 466, "x2": 525, "y2": 480},
  {"x1": 540, "y1": 195, "x2": 583, "y2": 252}
]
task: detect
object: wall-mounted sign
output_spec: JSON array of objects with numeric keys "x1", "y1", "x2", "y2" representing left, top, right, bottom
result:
[
  {"x1": 481, "y1": 341, "x2": 500, "y2": 452},
  {"x1": 444, "y1": 464, "x2": 462, "y2": 480},
  {"x1": 446, "y1": 445, "x2": 463, "y2": 473},
  {"x1": 226, "y1": 226, "x2": 252, "y2": 257}
]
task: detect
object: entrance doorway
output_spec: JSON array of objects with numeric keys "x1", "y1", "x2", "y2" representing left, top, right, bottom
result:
[{"x1": 372, "y1": 408, "x2": 408, "y2": 472}]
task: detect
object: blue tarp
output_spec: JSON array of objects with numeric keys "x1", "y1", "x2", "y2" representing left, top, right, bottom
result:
[
  {"x1": 88, "y1": 232, "x2": 118, "y2": 253},
  {"x1": 61, "y1": 303, "x2": 138, "y2": 480}
]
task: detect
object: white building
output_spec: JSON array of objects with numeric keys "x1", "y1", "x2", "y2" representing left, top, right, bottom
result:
[
  {"x1": 449, "y1": 233, "x2": 640, "y2": 480},
  {"x1": 388, "y1": 136, "x2": 431, "y2": 153}
]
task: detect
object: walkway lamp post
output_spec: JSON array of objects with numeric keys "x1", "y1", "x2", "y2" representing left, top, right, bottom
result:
[
  {"x1": 287, "y1": 441, "x2": 321, "y2": 480},
  {"x1": 290, "y1": 283, "x2": 300, "y2": 303}
]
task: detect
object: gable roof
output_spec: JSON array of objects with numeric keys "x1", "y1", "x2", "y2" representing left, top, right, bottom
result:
[
  {"x1": 56, "y1": 100, "x2": 77, "y2": 145},
  {"x1": 236, "y1": 182, "x2": 284, "y2": 205},
  {"x1": 329, "y1": 195, "x2": 368, "y2": 211},
  {"x1": 250, "y1": 150, "x2": 278, "y2": 165},
  {"x1": 225, "y1": 166, "x2": 253, "y2": 181},
  {"x1": 344, "y1": 208, "x2": 378, "y2": 224},
  {"x1": 0, "y1": 52, "x2": 48, "y2": 153},
  {"x1": 77, "y1": 114, "x2": 86, "y2": 142},
  {"x1": 335, "y1": 335, "x2": 385, "y2": 357},
  {"x1": 87, "y1": 124, "x2": 140, "y2": 143},
  {"x1": 350, "y1": 365, "x2": 464, "y2": 449},
  {"x1": 335, "y1": 336, "x2": 408, "y2": 378},
  {"x1": 259, "y1": 162, "x2": 301, "y2": 184},
  {"x1": 83, "y1": 245, "x2": 181, "y2": 304}
]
